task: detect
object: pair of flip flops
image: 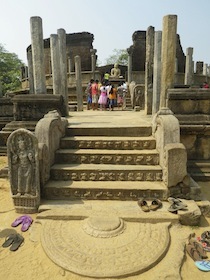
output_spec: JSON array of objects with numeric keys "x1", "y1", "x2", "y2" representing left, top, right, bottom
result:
[
  {"x1": 2, "y1": 233, "x2": 24, "y2": 251},
  {"x1": 186, "y1": 235, "x2": 208, "y2": 261},
  {"x1": 11, "y1": 215, "x2": 33, "y2": 232},
  {"x1": 167, "y1": 197, "x2": 188, "y2": 213},
  {"x1": 138, "y1": 199, "x2": 162, "y2": 212}
]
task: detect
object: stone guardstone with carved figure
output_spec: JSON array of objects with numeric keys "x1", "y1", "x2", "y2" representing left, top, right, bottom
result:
[{"x1": 7, "y1": 128, "x2": 40, "y2": 213}]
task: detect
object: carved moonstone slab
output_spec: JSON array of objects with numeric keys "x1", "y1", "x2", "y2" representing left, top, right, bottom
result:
[{"x1": 41, "y1": 219, "x2": 170, "y2": 278}]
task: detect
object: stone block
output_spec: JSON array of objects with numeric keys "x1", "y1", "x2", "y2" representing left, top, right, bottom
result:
[
  {"x1": 178, "y1": 199, "x2": 201, "y2": 226},
  {"x1": 163, "y1": 143, "x2": 187, "y2": 187}
]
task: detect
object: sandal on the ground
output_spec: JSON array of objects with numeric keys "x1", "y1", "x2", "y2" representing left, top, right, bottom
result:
[
  {"x1": 10, "y1": 234, "x2": 24, "y2": 251},
  {"x1": 188, "y1": 238, "x2": 207, "y2": 259},
  {"x1": 2, "y1": 234, "x2": 17, "y2": 248},
  {"x1": 149, "y1": 199, "x2": 162, "y2": 211},
  {"x1": 137, "y1": 199, "x2": 150, "y2": 212},
  {"x1": 168, "y1": 197, "x2": 188, "y2": 208},
  {"x1": 201, "y1": 230, "x2": 210, "y2": 241},
  {"x1": 195, "y1": 260, "x2": 210, "y2": 272},
  {"x1": 197, "y1": 237, "x2": 210, "y2": 252},
  {"x1": 186, "y1": 244, "x2": 202, "y2": 261},
  {"x1": 21, "y1": 217, "x2": 33, "y2": 232}
]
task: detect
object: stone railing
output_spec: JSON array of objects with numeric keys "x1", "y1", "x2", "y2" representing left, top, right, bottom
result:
[
  {"x1": 152, "y1": 108, "x2": 201, "y2": 200},
  {"x1": 7, "y1": 110, "x2": 68, "y2": 213}
]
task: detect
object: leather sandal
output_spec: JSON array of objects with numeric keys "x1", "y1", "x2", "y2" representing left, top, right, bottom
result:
[{"x1": 137, "y1": 199, "x2": 150, "y2": 212}]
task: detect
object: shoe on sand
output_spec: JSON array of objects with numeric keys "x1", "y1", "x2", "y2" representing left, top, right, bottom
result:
[
  {"x1": 10, "y1": 234, "x2": 24, "y2": 251},
  {"x1": 21, "y1": 217, "x2": 33, "y2": 232},
  {"x1": 186, "y1": 244, "x2": 202, "y2": 261},
  {"x1": 188, "y1": 237, "x2": 207, "y2": 259},
  {"x1": 149, "y1": 199, "x2": 162, "y2": 211},
  {"x1": 2, "y1": 234, "x2": 17, "y2": 248},
  {"x1": 137, "y1": 199, "x2": 150, "y2": 212},
  {"x1": 168, "y1": 197, "x2": 188, "y2": 208},
  {"x1": 195, "y1": 260, "x2": 210, "y2": 272}
]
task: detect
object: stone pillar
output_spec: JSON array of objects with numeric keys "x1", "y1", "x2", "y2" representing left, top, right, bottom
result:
[
  {"x1": 67, "y1": 51, "x2": 74, "y2": 73},
  {"x1": 203, "y1": 63, "x2": 208, "y2": 76},
  {"x1": 152, "y1": 31, "x2": 162, "y2": 115},
  {"x1": 75, "y1": 56, "x2": 83, "y2": 111},
  {"x1": 50, "y1": 34, "x2": 61, "y2": 95},
  {"x1": 160, "y1": 15, "x2": 177, "y2": 108},
  {"x1": 196, "y1": 61, "x2": 203, "y2": 74},
  {"x1": 184, "y1": 47, "x2": 193, "y2": 85},
  {"x1": 90, "y1": 49, "x2": 97, "y2": 79},
  {"x1": 127, "y1": 47, "x2": 133, "y2": 83},
  {"x1": 145, "y1": 26, "x2": 154, "y2": 115},
  {"x1": 30, "y1": 16, "x2": 46, "y2": 94},
  {"x1": 57, "y1": 28, "x2": 69, "y2": 116}
]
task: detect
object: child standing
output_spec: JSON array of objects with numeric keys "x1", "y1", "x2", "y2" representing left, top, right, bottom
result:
[
  {"x1": 109, "y1": 85, "x2": 117, "y2": 111},
  {"x1": 91, "y1": 80, "x2": 99, "y2": 110},
  {"x1": 98, "y1": 83, "x2": 108, "y2": 110},
  {"x1": 85, "y1": 79, "x2": 94, "y2": 110}
]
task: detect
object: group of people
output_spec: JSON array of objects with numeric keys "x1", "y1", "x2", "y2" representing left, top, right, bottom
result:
[{"x1": 85, "y1": 79, "x2": 127, "y2": 111}]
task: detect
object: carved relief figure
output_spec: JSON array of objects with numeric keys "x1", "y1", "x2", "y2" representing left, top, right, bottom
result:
[
  {"x1": 13, "y1": 136, "x2": 35, "y2": 196},
  {"x1": 7, "y1": 129, "x2": 39, "y2": 198}
]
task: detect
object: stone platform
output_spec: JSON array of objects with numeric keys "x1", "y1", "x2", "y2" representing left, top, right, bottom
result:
[{"x1": 33, "y1": 199, "x2": 197, "y2": 279}]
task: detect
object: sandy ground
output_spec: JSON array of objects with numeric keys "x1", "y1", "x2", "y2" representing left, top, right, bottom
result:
[{"x1": 0, "y1": 155, "x2": 210, "y2": 280}]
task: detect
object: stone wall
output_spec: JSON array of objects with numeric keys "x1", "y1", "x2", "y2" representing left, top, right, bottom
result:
[
  {"x1": 127, "y1": 31, "x2": 185, "y2": 73},
  {"x1": 26, "y1": 32, "x2": 94, "y2": 75}
]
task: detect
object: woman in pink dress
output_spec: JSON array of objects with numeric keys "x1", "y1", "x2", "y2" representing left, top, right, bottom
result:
[{"x1": 98, "y1": 82, "x2": 108, "y2": 110}]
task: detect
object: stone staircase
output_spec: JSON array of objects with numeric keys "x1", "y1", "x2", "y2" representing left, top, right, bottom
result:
[{"x1": 42, "y1": 123, "x2": 168, "y2": 201}]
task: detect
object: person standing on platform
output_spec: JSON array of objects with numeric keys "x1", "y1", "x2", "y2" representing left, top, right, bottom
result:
[
  {"x1": 85, "y1": 79, "x2": 94, "y2": 110},
  {"x1": 91, "y1": 80, "x2": 99, "y2": 110},
  {"x1": 98, "y1": 82, "x2": 108, "y2": 110},
  {"x1": 109, "y1": 85, "x2": 117, "y2": 111}
]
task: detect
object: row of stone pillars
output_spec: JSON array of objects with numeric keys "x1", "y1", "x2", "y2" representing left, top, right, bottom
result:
[
  {"x1": 127, "y1": 14, "x2": 209, "y2": 116},
  {"x1": 127, "y1": 15, "x2": 177, "y2": 115},
  {"x1": 28, "y1": 16, "x2": 85, "y2": 114}
]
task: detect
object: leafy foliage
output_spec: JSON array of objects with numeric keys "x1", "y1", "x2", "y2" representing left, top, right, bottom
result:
[
  {"x1": 105, "y1": 49, "x2": 128, "y2": 66},
  {"x1": 0, "y1": 44, "x2": 23, "y2": 94}
]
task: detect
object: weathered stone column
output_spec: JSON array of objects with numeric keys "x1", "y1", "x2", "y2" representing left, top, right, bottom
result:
[
  {"x1": 203, "y1": 63, "x2": 208, "y2": 76},
  {"x1": 145, "y1": 26, "x2": 154, "y2": 115},
  {"x1": 75, "y1": 55, "x2": 83, "y2": 111},
  {"x1": 67, "y1": 51, "x2": 74, "y2": 73},
  {"x1": 160, "y1": 15, "x2": 177, "y2": 108},
  {"x1": 127, "y1": 47, "x2": 133, "y2": 83},
  {"x1": 90, "y1": 49, "x2": 97, "y2": 79},
  {"x1": 184, "y1": 47, "x2": 193, "y2": 85},
  {"x1": 50, "y1": 34, "x2": 61, "y2": 95},
  {"x1": 196, "y1": 61, "x2": 203, "y2": 74},
  {"x1": 30, "y1": 16, "x2": 46, "y2": 94},
  {"x1": 152, "y1": 31, "x2": 162, "y2": 115},
  {"x1": 57, "y1": 28, "x2": 69, "y2": 116}
]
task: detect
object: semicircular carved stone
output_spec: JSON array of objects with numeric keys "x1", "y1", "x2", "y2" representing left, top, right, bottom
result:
[
  {"x1": 41, "y1": 219, "x2": 170, "y2": 278},
  {"x1": 83, "y1": 216, "x2": 125, "y2": 238}
]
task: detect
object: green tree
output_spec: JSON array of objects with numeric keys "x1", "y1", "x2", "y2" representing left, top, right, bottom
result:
[
  {"x1": 105, "y1": 49, "x2": 128, "y2": 66},
  {"x1": 0, "y1": 44, "x2": 23, "y2": 94}
]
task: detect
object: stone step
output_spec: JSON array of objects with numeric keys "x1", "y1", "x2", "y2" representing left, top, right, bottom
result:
[
  {"x1": 55, "y1": 149, "x2": 159, "y2": 165},
  {"x1": 50, "y1": 163, "x2": 162, "y2": 181},
  {"x1": 60, "y1": 136, "x2": 156, "y2": 150},
  {"x1": 42, "y1": 180, "x2": 168, "y2": 200},
  {"x1": 66, "y1": 125, "x2": 152, "y2": 137},
  {"x1": 188, "y1": 160, "x2": 210, "y2": 181}
]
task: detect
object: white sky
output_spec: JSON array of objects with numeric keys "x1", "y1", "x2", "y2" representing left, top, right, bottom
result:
[{"x1": 0, "y1": 0, "x2": 210, "y2": 65}]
